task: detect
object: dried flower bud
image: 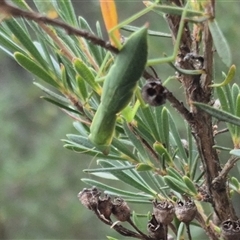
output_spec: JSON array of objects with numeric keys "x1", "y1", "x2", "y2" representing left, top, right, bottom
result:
[
  {"x1": 141, "y1": 79, "x2": 167, "y2": 106},
  {"x1": 97, "y1": 194, "x2": 113, "y2": 221},
  {"x1": 147, "y1": 214, "x2": 165, "y2": 239},
  {"x1": 175, "y1": 199, "x2": 197, "y2": 223},
  {"x1": 153, "y1": 199, "x2": 175, "y2": 225},
  {"x1": 221, "y1": 219, "x2": 240, "y2": 240},
  {"x1": 77, "y1": 187, "x2": 101, "y2": 210},
  {"x1": 112, "y1": 197, "x2": 131, "y2": 222}
]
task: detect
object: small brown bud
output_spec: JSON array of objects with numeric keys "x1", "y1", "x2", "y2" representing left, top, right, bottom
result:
[
  {"x1": 112, "y1": 197, "x2": 131, "y2": 222},
  {"x1": 175, "y1": 199, "x2": 197, "y2": 223},
  {"x1": 153, "y1": 199, "x2": 175, "y2": 225}
]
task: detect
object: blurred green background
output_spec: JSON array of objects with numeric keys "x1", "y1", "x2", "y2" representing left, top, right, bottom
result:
[{"x1": 0, "y1": 1, "x2": 240, "y2": 239}]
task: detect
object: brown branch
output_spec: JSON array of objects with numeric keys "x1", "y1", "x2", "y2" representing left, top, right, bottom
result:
[
  {"x1": 166, "y1": 0, "x2": 237, "y2": 236},
  {"x1": 165, "y1": 90, "x2": 194, "y2": 123}
]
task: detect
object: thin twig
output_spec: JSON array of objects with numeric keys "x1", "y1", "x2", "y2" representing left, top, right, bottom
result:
[
  {"x1": 212, "y1": 156, "x2": 240, "y2": 190},
  {"x1": 214, "y1": 128, "x2": 228, "y2": 136}
]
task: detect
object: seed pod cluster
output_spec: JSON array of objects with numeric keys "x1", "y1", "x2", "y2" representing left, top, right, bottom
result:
[
  {"x1": 78, "y1": 187, "x2": 198, "y2": 239},
  {"x1": 221, "y1": 219, "x2": 240, "y2": 240},
  {"x1": 78, "y1": 187, "x2": 148, "y2": 239}
]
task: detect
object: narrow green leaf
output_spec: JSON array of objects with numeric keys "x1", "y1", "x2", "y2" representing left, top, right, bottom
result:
[
  {"x1": 232, "y1": 84, "x2": 240, "y2": 107},
  {"x1": 209, "y1": 65, "x2": 236, "y2": 87},
  {"x1": 79, "y1": 17, "x2": 104, "y2": 66},
  {"x1": 234, "y1": 94, "x2": 240, "y2": 139},
  {"x1": 123, "y1": 122, "x2": 149, "y2": 161},
  {"x1": 33, "y1": 0, "x2": 56, "y2": 17},
  {"x1": 60, "y1": 64, "x2": 70, "y2": 90},
  {"x1": 153, "y1": 141, "x2": 173, "y2": 166},
  {"x1": 83, "y1": 165, "x2": 135, "y2": 173},
  {"x1": 146, "y1": 3, "x2": 204, "y2": 17},
  {"x1": 11, "y1": 0, "x2": 30, "y2": 10},
  {"x1": 161, "y1": 107, "x2": 169, "y2": 149},
  {"x1": 73, "y1": 121, "x2": 89, "y2": 137},
  {"x1": 216, "y1": 87, "x2": 234, "y2": 134},
  {"x1": 190, "y1": 153, "x2": 200, "y2": 181},
  {"x1": 122, "y1": 25, "x2": 171, "y2": 38},
  {"x1": 87, "y1": 172, "x2": 118, "y2": 180},
  {"x1": 81, "y1": 178, "x2": 152, "y2": 199},
  {"x1": 139, "y1": 107, "x2": 160, "y2": 141},
  {"x1": 187, "y1": 123, "x2": 193, "y2": 164},
  {"x1": 176, "y1": 222, "x2": 185, "y2": 240},
  {"x1": 51, "y1": 0, "x2": 77, "y2": 26},
  {"x1": 63, "y1": 137, "x2": 121, "y2": 158},
  {"x1": 208, "y1": 19, "x2": 232, "y2": 67},
  {"x1": 33, "y1": 82, "x2": 68, "y2": 103},
  {"x1": 111, "y1": 138, "x2": 139, "y2": 162},
  {"x1": 213, "y1": 145, "x2": 232, "y2": 151},
  {"x1": 0, "y1": 31, "x2": 25, "y2": 55},
  {"x1": 182, "y1": 176, "x2": 198, "y2": 195},
  {"x1": 193, "y1": 102, "x2": 240, "y2": 127},
  {"x1": 76, "y1": 75, "x2": 88, "y2": 101},
  {"x1": 136, "y1": 163, "x2": 153, "y2": 171},
  {"x1": 107, "y1": 236, "x2": 118, "y2": 240},
  {"x1": 235, "y1": 95, "x2": 240, "y2": 118},
  {"x1": 96, "y1": 21, "x2": 106, "y2": 63},
  {"x1": 166, "y1": 167, "x2": 183, "y2": 182},
  {"x1": 66, "y1": 134, "x2": 94, "y2": 149},
  {"x1": 5, "y1": 19, "x2": 47, "y2": 68},
  {"x1": 225, "y1": 83, "x2": 235, "y2": 114},
  {"x1": 216, "y1": 87, "x2": 229, "y2": 112},
  {"x1": 97, "y1": 160, "x2": 157, "y2": 196},
  {"x1": 134, "y1": 115, "x2": 156, "y2": 144},
  {"x1": 14, "y1": 52, "x2": 60, "y2": 88},
  {"x1": 230, "y1": 177, "x2": 240, "y2": 190},
  {"x1": 73, "y1": 58, "x2": 101, "y2": 95},
  {"x1": 41, "y1": 97, "x2": 80, "y2": 114},
  {"x1": 163, "y1": 176, "x2": 190, "y2": 195},
  {"x1": 168, "y1": 113, "x2": 188, "y2": 162}
]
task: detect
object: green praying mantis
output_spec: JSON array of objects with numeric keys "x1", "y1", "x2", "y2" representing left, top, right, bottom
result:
[
  {"x1": 89, "y1": 26, "x2": 148, "y2": 154},
  {"x1": 89, "y1": 0, "x2": 228, "y2": 154}
]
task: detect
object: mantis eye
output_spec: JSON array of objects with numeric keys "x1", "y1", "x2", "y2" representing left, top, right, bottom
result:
[{"x1": 141, "y1": 80, "x2": 167, "y2": 106}]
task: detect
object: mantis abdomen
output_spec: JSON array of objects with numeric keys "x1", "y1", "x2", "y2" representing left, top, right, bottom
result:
[{"x1": 89, "y1": 26, "x2": 148, "y2": 154}]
